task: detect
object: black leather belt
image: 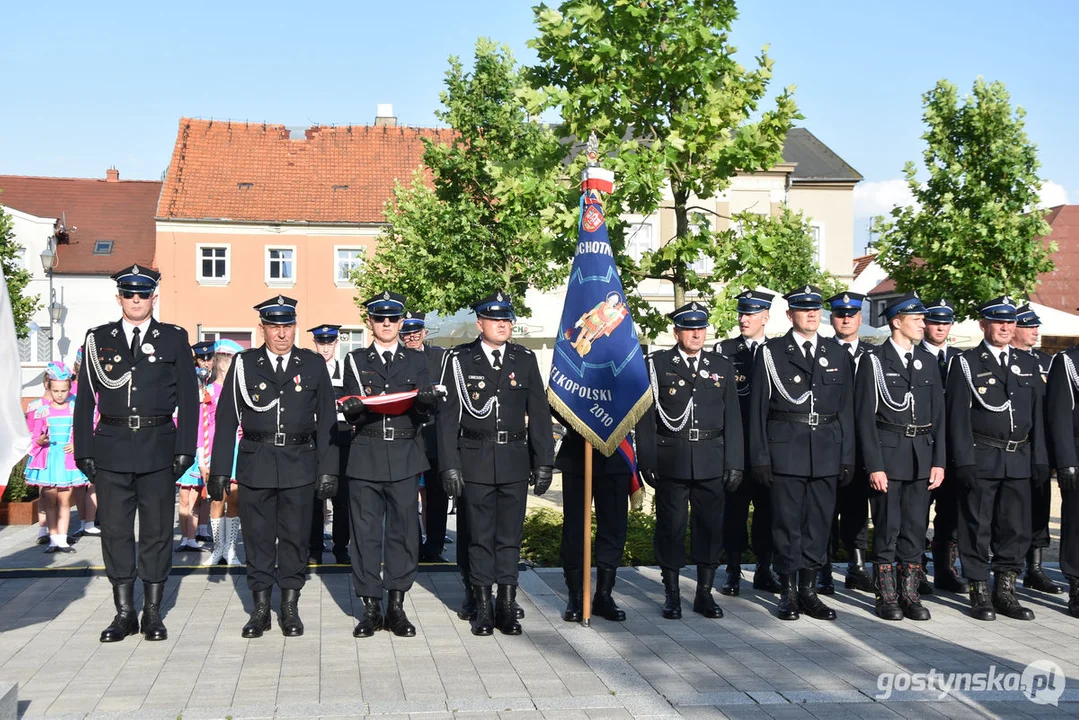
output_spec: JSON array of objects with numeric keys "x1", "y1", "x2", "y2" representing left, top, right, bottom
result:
[
  {"x1": 245, "y1": 431, "x2": 313, "y2": 447},
  {"x1": 657, "y1": 427, "x2": 722, "y2": 442},
  {"x1": 99, "y1": 414, "x2": 171, "y2": 429},
  {"x1": 769, "y1": 411, "x2": 837, "y2": 426},
  {"x1": 358, "y1": 425, "x2": 417, "y2": 440},
  {"x1": 461, "y1": 427, "x2": 527, "y2": 444},
  {"x1": 973, "y1": 432, "x2": 1028, "y2": 452},
  {"x1": 877, "y1": 421, "x2": 933, "y2": 437}
]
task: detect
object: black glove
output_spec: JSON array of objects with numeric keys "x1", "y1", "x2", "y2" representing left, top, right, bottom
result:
[
  {"x1": 1058, "y1": 466, "x2": 1078, "y2": 492},
  {"x1": 172, "y1": 454, "x2": 194, "y2": 481},
  {"x1": 441, "y1": 468, "x2": 465, "y2": 497},
  {"x1": 838, "y1": 464, "x2": 855, "y2": 488},
  {"x1": 76, "y1": 457, "x2": 97, "y2": 483},
  {"x1": 955, "y1": 465, "x2": 978, "y2": 492},
  {"x1": 1032, "y1": 464, "x2": 1051, "y2": 487},
  {"x1": 638, "y1": 469, "x2": 658, "y2": 488},
  {"x1": 207, "y1": 475, "x2": 230, "y2": 502},
  {"x1": 751, "y1": 465, "x2": 772, "y2": 488},
  {"x1": 415, "y1": 387, "x2": 441, "y2": 409},
  {"x1": 530, "y1": 465, "x2": 554, "y2": 496},
  {"x1": 340, "y1": 397, "x2": 366, "y2": 424},
  {"x1": 722, "y1": 469, "x2": 744, "y2": 493},
  {"x1": 316, "y1": 474, "x2": 338, "y2": 501}
]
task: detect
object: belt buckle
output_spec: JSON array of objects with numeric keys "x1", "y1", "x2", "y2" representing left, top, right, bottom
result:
[
  {"x1": 905, "y1": 425, "x2": 917, "y2": 438},
  {"x1": 274, "y1": 432, "x2": 286, "y2": 446},
  {"x1": 496, "y1": 430, "x2": 509, "y2": 444},
  {"x1": 383, "y1": 427, "x2": 396, "y2": 441},
  {"x1": 1006, "y1": 439, "x2": 1020, "y2": 453},
  {"x1": 127, "y1": 416, "x2": 141, "y2": 430},
  {"x1": 688, "y1": 428, "x2": 700, "y2": 442},
  {"x1": 807, "y1": 412, "x2": 819, "y2": 427}
]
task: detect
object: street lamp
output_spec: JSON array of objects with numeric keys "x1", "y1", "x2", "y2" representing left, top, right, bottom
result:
[{"x1": 40, "y1": 236, "x2": 58, "y2": 361}]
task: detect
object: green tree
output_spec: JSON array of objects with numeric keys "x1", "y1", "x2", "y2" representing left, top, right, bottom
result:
[
  {"x1": 354, "y1": 39, "x2": 569, "y2": 316},
  {"x1": 526, "y1": 0, "x2": 801, "y2": 337},
  {"x1": 873, "y1": 78, "x2": 1053, "y2": 320},
  {"x1": 0, "y1": 201, "x2": 40, "y2": 338},
  {"x1": 707, "y1": 208, "x2": 844, "y2": 333}
]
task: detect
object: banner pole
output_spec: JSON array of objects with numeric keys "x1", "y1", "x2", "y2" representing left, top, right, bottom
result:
[{"x1": 582, "y1": 441, "x2": 594, "y2": 626}]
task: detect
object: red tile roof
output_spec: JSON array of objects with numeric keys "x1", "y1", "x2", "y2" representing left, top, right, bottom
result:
[
  {"x1": 852, "y1": 253, "x2": 876, "y2": 279},
  {"x1": 0, "y1": 173, "x2": 161, "y2": 275},
  {"x1": 157, "y1": 118, "x2": 453, "y2": 224},
  {"x1": 1031, "y1": 205, "x2": 1079, "y2": 314}
]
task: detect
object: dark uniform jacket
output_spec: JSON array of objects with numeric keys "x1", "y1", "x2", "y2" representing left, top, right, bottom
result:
[
  {"x1": 855, "y1": 341, "x2": 946, "y2": 480},
  {"x1": 437, "y1": 338, "x2": 554, "y2": 485},
  {"x1": 920, "y1": 342, "x2": 959, "y2": 385},
  {"x1": 1028, "y1": 348, "x2": 1052, "y2": 397},
  {"x1": 716, "y1": 337, "x2": 757, "y2": 420},
  {"x1": 423, "y1": 345, "x2": 447, "y2": 465},
  {"x1": 946, "y1": 343, "x2": 1047, "y2": 478},
  {"x1": 1047, "y1": 348, "x2": 1079, "y2": 468},
  {"x1": 211, "y1": 346, "x2": 338, "y2": 489},
  {"x1": 342, "y1": 343, "x2": 431, "y2": 482},
  {"x1": 635, "y1": 347, "x2": 743, "y2": 481},
  {"x1": 74, "y1": 318, "x2": 198, "y2": 473},
  {"x1": 554, "y1": 421, "x2": 631, "y2": 477},
  {"x1": 748, "y1": 330, "x2": 855, "y2": 477}
]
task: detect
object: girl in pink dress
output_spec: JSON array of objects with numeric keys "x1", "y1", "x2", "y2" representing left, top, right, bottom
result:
[{"x1": 203, "y1": 340, "x2": 244, "y2": 566}]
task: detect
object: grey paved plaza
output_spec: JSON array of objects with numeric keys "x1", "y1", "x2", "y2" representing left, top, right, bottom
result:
[{"x1": 1, "y1": 514, "x2": 1079, "y2": 719}]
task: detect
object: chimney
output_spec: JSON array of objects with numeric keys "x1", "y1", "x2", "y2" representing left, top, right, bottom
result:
[
  {"x1": 105, "y1": 167, "x2": 120, "y2": 182},
  {"x1": 374, "y1": 103, "x2": 397, "y2": 127}
]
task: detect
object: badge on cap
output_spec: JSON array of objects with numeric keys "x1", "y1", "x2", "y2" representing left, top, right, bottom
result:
[
  {"x1": 132, "y1": 265, "x2": 140, "y2": 274},
  {"x1": 842, "y1": 293, "x2": 850, "y2": 303},
  {"x1": 497, "y1": 291, "x2": 504, "y2": 301},
  {"x1": 277, "y1": 294, "x2": 285, "y2": 305},
  {"x1": 804, "y1": 285, "x2": 811, "y2": 294},
  {"x1": 383, "y1": 291, "x2": 390, "y2": 300}
]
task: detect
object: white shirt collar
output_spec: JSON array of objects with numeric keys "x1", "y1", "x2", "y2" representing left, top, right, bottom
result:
[
  {"x1": 921, "y1": 340, "x2": 946, "y2": 358},
  {"x1": 982, "y1": 340, "x2": 1009, "y2": 362},
  {"x1": 121, "y1": 318, "x2": 151, "y2": 349},
  {"x1": 888, "y1": 338, "x2": 915, "y2": 363},
  {"x1": 677, "y1": 346, "x2": 702, "y2": 366},
  {"x1": 372, "y1": 341, "x2": 399, "y2": 363},
  {"x1": 266, "y1": 347, "x2": 292, "y2": 367},
  {"x1": 480, "y1": 339, "x2": 506, "y2": 369},
  {"x1": 792, "y1": 331, "x2": 818, "y2": 355}
]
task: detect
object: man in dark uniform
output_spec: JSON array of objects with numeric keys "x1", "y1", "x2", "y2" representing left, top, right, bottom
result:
[
  {"x1": 209, "y1": 296, "x2": 338, "y2": 638},
  {"x1": 340, "y1": 292, "x2": 439, "y2": 638},
  {"x1": 1012, "y1": 305, "x2": 1062, "y2": 594},
  {"x1": 715, "y1": 290, "x2": 780, "y2": 596},
  {"x1": 400, "y1": 312, "x2": 451, "y2": 564},
  {"x1": 1045, "y1": 341, "x2": 1079, "y2": 616},
  {"x1": 855, "y1": 294, "x2": 945, "y2": 621},
  {"x1": 947, "y1": 295, "x2": 1047, "y2": 621},
  {"x1": 920, "y1": 298, "x2": 965, "y2": 593},
  {"x1": 438, "y1": 291, "x2": 555, "y2": 636},
  {"x1": 307, "y1": 324, "x2": 351, "y2": 566},
  {"x1": 637, "y1": 301, "x2": 744, "y2": 620},
  {"x1": 74, "y1": 265, "x2": 197, "y2": 643},
  {"x1": 818, "y1": 292, "x2": 874, "y2": 594},
  {"x1": 749, "y1": 284, "x2": 855, "y2": 621}
]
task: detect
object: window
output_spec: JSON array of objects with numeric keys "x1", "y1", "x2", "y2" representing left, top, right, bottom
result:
[
  {"x1": 36, "y1": 329, "x2": 50, "y2": 362},
  {"x1": 338, "y1": 328, "x2": 367, "y2": 358},
  {"x1": 810, "y1": 223, "x2": 824, "y2": 267},
  {"x1": 199, "y1": 330, "x2": 254, "y2": 349},
  {"x1": 18, "y1": 336, "x2": 31, "y2": 362},
  {"x1": 335, "y1": 247, "x2": 365, "y2": 286},
  {"x1": 197, "y1": 245, "x2": 230, "y2": 284},
  {"x1": 93, "y1": 240, "x2": 113, "y2": 255},
  {"x1": 688, "y1": 219, "x2": 714, "y2": 275},
  {"x1": 266, "y1": 246, "x2": 296, "y2": 286},
  {"x1": 624, "y1": 222, "x2": 654, "y2": 262}
]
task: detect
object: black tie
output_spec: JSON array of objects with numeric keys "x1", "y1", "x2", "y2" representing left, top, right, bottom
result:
[
  {"x1": 803, "y1": 340, "x2": 813, "y2": 365},
  {"x1": 275, "y1": 355, "x2": 284, "y2": 378},
  {"x1": 847, "y1": 343, "x2": 856, "y2": 357},
  {"x1": 383, "y1": 350, "x2": 393, "y2": 370},
  {"x1": 749, "y1": 341, "x2": 758, "y2": 356},
  {"x1": 130, "y1": 327, "x2": 141, "y2": 360},
  {"x1": 938, "y1": 351, "x2": 947, "y2": 370},
  {"x1": 904, "y1": 352, "x2": 913, "y2": 369},
  {"x1": 687, "y1": 356, "x2": 697, "y2": 380},
  {"x1": 999, "y1": 351, "x2": 1007, "y2": 370},
  {"x1": 491, "y1": 349, "x2": 502, "y2": 371}
]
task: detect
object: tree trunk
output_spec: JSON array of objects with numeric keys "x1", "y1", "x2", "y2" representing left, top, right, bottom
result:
[{"x1": 671, "y1": 187, "x2": 689, "y2": 309}]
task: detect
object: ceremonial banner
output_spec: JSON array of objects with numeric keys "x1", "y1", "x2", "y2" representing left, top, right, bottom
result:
[
  {"x1": 548, "y1": 183, "x2": 651, "y2": 456},
  {"x1": 0, "y1": 265, "x2": 31, "y2": 486}
]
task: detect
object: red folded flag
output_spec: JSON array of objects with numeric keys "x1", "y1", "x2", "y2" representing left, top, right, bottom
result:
[{"x1": 339, "y1": 390, "x2": 418, "y2": 416}]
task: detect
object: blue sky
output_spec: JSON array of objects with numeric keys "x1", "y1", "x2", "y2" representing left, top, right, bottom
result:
[{"x1": 2, "y1": 1, "x2": 1076, "y2": 252}]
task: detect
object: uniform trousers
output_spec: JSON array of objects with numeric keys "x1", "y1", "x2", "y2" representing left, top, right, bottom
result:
[
  {"x1": 238, "y1": 483, "x2": 315, "y2": 592},
  {"x1": 957, "y1": 475, "x2": 1031, "y2": 581},
  {"x1": 464, "y1": 480, "x2": 528, "y2": 586},
  {"x1": 828, "y1": 469, "x2": 869, "y2": 557},
  {"x1": 653, "y1": 476, "x2": 724, "y2": 570},
  {"x1": 929, "y1": 473, "x2": 961, "y2": 546},
  {"x1": 770, "y1": 474, "x2": 837, "y2": 575},
  {"x1": 560, "y1": 472, "x2": 629, "y2": 573},
  {"x1": 1060, "y1": 488, "x2": 1079, "y2": 579},
  {"x1": 310, "y1": 425, "x2": 352, "y2": 556},
  {"x1": 869, "y1": 478, "x2": 930, "y2": 563},
  {"x1": 95, "y1": 467, "x2": 175, "y2": 585},
  {"x1": 1031, "y1": 478, "x2": 1053, "y2": 550},
  {"x1": 423, "y1": 458, "x2": 450, "y2": 558},
  {"x1": 456, "y1": 491, "x2": 472, "y2": 579},
  {"x1": 723, "y1": 472, "x2": 773, "y2": 564},
  {"x1": 349, "y1": 475, "x2": 420, "y2": 597}
]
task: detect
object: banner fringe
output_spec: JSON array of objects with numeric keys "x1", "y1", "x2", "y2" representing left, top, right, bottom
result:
[{"x1": 547, "y1": 388, "x2": 653, "y2": 458}]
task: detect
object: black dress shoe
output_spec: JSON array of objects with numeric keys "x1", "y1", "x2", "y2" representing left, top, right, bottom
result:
[
  {"x1": 57, "y1": 546, "x2": 77, "y2": 554},
  {"x1": 513, "y1": 600, "x2": 525, "y2": 619},
  {"x1": 44, "y1": 545, "x2": 59, "y2": 554},
  {"x1": 968, "y1": 580, "x2": 996, "y2": 621},
  {"x1": 279, "y1": 588, "x2": 304, "y2": 636},
  {"x1": 196, "y1": 534, "x2": 213, "y2": 543},
  {"x1": 992, "y1": 571, "x2": 1035, "y2": 620},
  {"x1": 242, "y1": 589, "x2": 273, "y2": 638},
  {"x1": 470, "y1": 585, "x2": 494, "y2": 636},
  {"x1": 797, "y1": 568, "x2": 837, "y2": 620},
  {"x1": 1024, "y1": 549, "x2": 1063, "y2": 594},
  {"x1": 752, "y1": 565, "x2": 782, "y2": 594},
  {"x1": 776, "y1": 574, "x2": 800, "y2": 621},
  {"x1": 816, "y1": 563, "x2": 836, "y2": 595},
  {"x1": 593, "y1": 568, "x2": 626, "y2": 622},
  {"x1": 661, "y1": 568, "x2": 682, "y2": 619},
  {"x1": 386, "y1": 590, "x2": 416, "y2": 637},
  {"x1": 719, "y1": 565, "x2": 741, "y2": 596},
  {"x1": 100, "y1": 583, "x2": 139, "y2": 643},
  {"x1": 140, "y1": 582, "x2": 169, "y2": 641},
  {"x1": 353, "y1": 597, "x2": 384, "y2": 638},
  {"x1": 495, "y1": 585, "x2": 522, "y2": 635},
  {"x1": 36, "y1": 535, "x2": 50, "y2": 545}
]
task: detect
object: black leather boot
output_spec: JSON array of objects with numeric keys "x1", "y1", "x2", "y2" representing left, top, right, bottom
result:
[
  {"x1": 816, "y1": 562, "x2": 836, "y2": 595},
  {"x1": 386, "y1": 590, "x2": 416, "y2": 636},
  {"x1": 992, "y1": 570, "x2": 1035, "y2": 620},
  {"x1": 874, "y1": 563, "x2": 903, "y2": 621},
  {"x1": 242, "y1": 588, "x2": 272, "y2": 638},
  {"x1": 933, "y1": 539, "x2": 968, "y2": 593},
  {"x1": 897, "y1": 562, "x2": 931, "y2": 621},
  {"x1": 593, "y1": 568, "x2": 626, "y2": 621},
  {"x1": 968, "y1": 579, "x2": 996, "y2": 621},
  {"x1": 660, "y1": 567, "x2": 682, "y2": 619},
  {"x1": 1069, "y1": 578, "x2": 1079, "y2": 618},
  {"x1": 279, "y1": 588, "x2": 304, "y2": 636},
  {"x1": 917, "y1": 558, "x2": 934, "y2": 596},
  {"x1": 692, "y1": 565, "x2": 723, "y2": 618},
  {"x1": 353, "y1": 596, "x2": 384, "y2": 638},
  {"x1": 776, "y1": 573, "x2": 800, "y2": 621},
  {"x1": 140, "y1": 581, "x2": 168, "y2": 641},
  {"x1": 495, "y1": 584, "x2": 522, "y2": 635},
  {"x1": 100, "y1": 582, "x2": 139, "y2": 643},
  {"x1": 1024, "y1": 548, "x2": 1063, "y2": 593},
  {"x1": 752, "y1": 556, "x2": 782, "y2": 593},
  {"x1": 458, "y1": 573, "x2": 477, "y2": 620},
  {"x1": 470, "y1": 585, "x2": 494, "y2": 636},
  {"x1": 563, "y1": 570, "x2": 583, "y2": 622},
  {"x1": 797, "y1": 568, "x2": 836, "y2": 620},
  {"x1": 845, "y1": 549, "x2": 874, "y2": 592},
  {"x1": 513, "y1": 599, "x2": 525, "y2": 619},
  {"x1": 720, "y1": 563, "x2": 741, "y2": 596}
]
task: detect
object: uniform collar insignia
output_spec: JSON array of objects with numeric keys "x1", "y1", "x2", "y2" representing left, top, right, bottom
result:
[{"x1": 110, "y1": 328, "x2": 118, "y2": 337}]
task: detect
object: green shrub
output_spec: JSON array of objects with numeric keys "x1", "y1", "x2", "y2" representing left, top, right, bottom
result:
[{"x1": 3, "y1": 457, "x2": 38, "y2": 502}]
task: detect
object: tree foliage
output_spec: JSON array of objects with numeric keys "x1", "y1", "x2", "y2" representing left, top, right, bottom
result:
[
  {"x1": 0, "y1": 201, "x2": 40, "y2": 338},
  {"x1": 353, "y1": 39, "x2": 568, "y2": 316},
  {"x1": 526, "y1": 0, "x2": 801, "y2": 337},
  {"x1": 872, "y1": 78, "x2": 1054, "y2": 320}
]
